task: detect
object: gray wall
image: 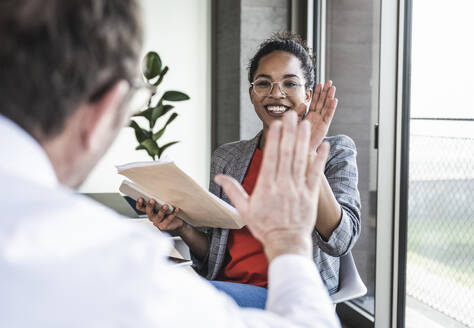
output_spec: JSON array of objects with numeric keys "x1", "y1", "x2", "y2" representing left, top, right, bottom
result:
[
  {"x1": 212, "y1": 0, "x2": 242, "y2": 148},
  {"x1": 240, "y1": 0, "x2": 289, "y2": 140},
  {"x1": 212, "y1": 0, "x2": 290, "y2": 149}
]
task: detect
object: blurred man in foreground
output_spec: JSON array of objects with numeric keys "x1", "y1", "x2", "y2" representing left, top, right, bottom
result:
[{"x1": 0, "y1": 1, "x2": 340, "y2": 326}]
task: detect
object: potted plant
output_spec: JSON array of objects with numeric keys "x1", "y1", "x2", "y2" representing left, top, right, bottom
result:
[{"x1": 129, "y1": 51, "x2": 190, "y2": 160}]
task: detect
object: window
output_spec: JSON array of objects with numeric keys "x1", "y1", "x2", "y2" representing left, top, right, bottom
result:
[{"x1": 404, "y1": 1, "x2": 474, "y2": 327}]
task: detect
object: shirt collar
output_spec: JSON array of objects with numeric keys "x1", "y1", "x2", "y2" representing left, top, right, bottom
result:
[{"x1": 0, "y1": 114, "x2": 58, "y2": 188}]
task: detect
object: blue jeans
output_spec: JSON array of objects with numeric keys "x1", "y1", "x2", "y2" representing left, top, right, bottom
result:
[{"x1": 210, "y1": 281, "x2": 267, "y2": 309}]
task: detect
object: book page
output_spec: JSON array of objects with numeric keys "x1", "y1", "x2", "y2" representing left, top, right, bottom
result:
[{"x1": 117, "y1": 162, "x2": 244, "y2": 229}]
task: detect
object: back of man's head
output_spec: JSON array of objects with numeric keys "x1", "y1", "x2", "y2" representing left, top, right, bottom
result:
[{"x1": 0, "y1": 0, "x2": 142, "y2": 142}]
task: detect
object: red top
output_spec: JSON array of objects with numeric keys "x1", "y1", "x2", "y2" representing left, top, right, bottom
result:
[{"x1": 217, "y1": 148, "x2": 269, "y2": 288}]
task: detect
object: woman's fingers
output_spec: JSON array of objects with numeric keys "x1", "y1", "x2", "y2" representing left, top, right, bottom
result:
[
  {"x1": 309, "y1": 82, "x2": 323, "y2": 112},
  {"x1": 136, "y1": 197, "x2": 146, "y2": 213},
  {"x1": 309, "y1": 81, "x2": 336, "y2": 114},
  {"x1": 145, "y1": 199, "x2": 167, "y2": 223},
  {"x1": 325, "y1": 85, "x2": 336, "y2": 104},
  {"x1": 145, "y1": 199, "x2": 155, "y2": 218},
  {"x1": 316, "y1": 80, "x2": 333, "y2": 112},
  {"x1": 158, "y1": 208, "x2": 181, "y2": 230},
  {"x1": 322, "y1": 86, "x2": 336, "y2": 114},
  {"x1": 156, "y1": 204, "x2": 170, "y2": 223},
  {"x1": 324, "y1": 97, "x2": 337, "y2": 123}
]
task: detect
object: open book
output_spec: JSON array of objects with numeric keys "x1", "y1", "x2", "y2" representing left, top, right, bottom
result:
[{"x1": 116, "y1": 160, "x2": 244, "y2": 229}]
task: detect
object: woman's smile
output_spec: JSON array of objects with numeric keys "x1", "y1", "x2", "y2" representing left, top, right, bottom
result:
[{"x1": 264, "y1": 104, "x2": 290, "y2": 116}]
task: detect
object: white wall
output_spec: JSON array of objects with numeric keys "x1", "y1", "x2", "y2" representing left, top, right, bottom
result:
[{"x1": 80, "y1": 0, "x2": 211, "y2": 192}]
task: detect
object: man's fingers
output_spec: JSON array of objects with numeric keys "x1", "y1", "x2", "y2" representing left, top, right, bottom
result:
[
  {"x1": 296, "y1": 103, "x2": 307, "y2": 119},
  {"x1": 306, "y1": 142, "x2": 330, "y2": 191},
  {"x1": 258, "y1": 120, "x2": 281, "y2": 184},
  {"x1": 214, "y1": 174, "x2": 249, "y2": 214},
  {"x1": 276, "y1": 111, "x2": 297, "y2": 179},
  {"x1": 292, "y1": 120, "x2": 311, "y2": 184}
]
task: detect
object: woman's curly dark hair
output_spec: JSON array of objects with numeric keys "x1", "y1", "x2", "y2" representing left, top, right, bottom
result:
[{"x1": 248, "y1": 32, "x2": 316, "y2": 90}]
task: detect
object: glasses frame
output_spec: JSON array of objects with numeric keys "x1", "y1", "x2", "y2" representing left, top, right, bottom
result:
[
  {"x1": 250, "y1": 77, "x2": 306, "y2": 97},
  {"x1": 124, "y1": 79, "x2": 155, "y2": 111}
]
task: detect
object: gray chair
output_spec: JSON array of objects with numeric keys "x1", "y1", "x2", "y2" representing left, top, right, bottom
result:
[
  {"x1": 174, "y1": 239, "x2": 366, "y2": 303},
  {"x1": 330, "y1": 251, "x2": 367, "y2": 303}
]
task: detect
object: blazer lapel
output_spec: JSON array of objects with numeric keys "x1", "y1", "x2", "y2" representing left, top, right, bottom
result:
[{"x1": 220, "y1": 131, "x2": 262, "y2": 204}]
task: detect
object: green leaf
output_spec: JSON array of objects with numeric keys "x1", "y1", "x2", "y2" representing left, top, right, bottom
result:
[
  {"x1": 132, "y1": 107, "x2": 153, "y2": 121},
  {"x1": 162, "y1": 91, "x2": 190, "y2": 102},
  {"x1": 142, "y1": 51, "x2": 162, "y2": 80},
  {"x1": 161, "y1": 104, "x2": 174, "y2": 116},
  {"x1": 152, "y1": 113, "x2": 178, "y2": 141},
  {"x1": 150, "y1": 105, "x2": 164, "y2": 129},
  {"x1": 152, "y1": 128, "x2": 166, "y2": 141},
  {"x1": 129, "y1": 120, "x2": 151, "y2": 143},
  {"x1": 150, "y1": 104, "x2": 174, "y2": 128},
  {"x1": 135, "y1": 145, "x2": 146, "y2": 151},
  {"x1": 157, "y1": 141, "x2": 179, "y2": 158},
  {"x1": 154, "y1": 66, "x2": 169, "y2": 86},
  {"x1": 165, "y1": 112, "x2": 178, "y2": 126},
  {"x1": 140, "y1": 138, "x2": 159, "y2": 159}
]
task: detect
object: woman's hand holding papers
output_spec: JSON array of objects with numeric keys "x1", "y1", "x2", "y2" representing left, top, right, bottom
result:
[
  {"x1": 136, "y1": 198, "x2": 210, "y2": 260},
  {"x1": 215, "y1": 111, "x2": 330, "y2": 263},
  {"x1": 136, "y1": 198, "x2": 185, "y2": 234}
]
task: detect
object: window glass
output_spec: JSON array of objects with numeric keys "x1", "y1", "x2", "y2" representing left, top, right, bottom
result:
[{"x1": 406, "y1": 1, "x2": 474, "y2": 327}]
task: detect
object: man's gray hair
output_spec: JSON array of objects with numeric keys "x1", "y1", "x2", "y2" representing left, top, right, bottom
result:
[{"x1": 0, "y1": 0, "x2": 143, "y2": 140}]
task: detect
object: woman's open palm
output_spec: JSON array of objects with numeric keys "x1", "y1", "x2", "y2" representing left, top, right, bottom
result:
[{"x1": 303, "y1": 80, "x2": 338, "y2": 150}]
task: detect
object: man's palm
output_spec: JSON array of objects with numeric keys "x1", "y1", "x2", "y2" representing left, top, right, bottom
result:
[{"x1": 215, "y1": 112, "x2": 330, "y2": 261}]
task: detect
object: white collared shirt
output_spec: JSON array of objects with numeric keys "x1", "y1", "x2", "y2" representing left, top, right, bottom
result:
[{"x1": 0, "y1": 114, "x2": 339, "y2": 327}]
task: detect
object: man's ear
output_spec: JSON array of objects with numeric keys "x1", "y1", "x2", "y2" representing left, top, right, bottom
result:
[
  {"x1": 79, "y1": 80, "x2": 129, "y2": 150},
  {"x1": 249, "y1": 87, "x2": 254, "y2": 103}
]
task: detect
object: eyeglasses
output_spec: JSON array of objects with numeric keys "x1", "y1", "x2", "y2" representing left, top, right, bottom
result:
[
  {"x1": 125, "y1": 80, "x2": 154, "y2": 113},
  {"x1": 89, "y1": 78, "x2": 153, "y2": 114},
  {"x1": 251, "y1": 78, "x2": 305, "y2": 97}
]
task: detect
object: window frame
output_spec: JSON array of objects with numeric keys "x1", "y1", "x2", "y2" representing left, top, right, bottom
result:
[
  {"x1": 313, "y1": 0, "x2": 410, "y2": 326},
  {"x1": 302, "y1": 0, "x2": 412, "y2": 325}
]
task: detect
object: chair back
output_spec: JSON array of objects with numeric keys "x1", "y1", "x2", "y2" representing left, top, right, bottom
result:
[{"x1": 329, "y1": 251, "x2": 367, "y2": 304}]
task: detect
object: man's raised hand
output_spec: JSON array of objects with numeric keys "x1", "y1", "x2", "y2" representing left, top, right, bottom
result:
[{"x1": 214, "y1": 111, "x2": 330, "y2": 262}]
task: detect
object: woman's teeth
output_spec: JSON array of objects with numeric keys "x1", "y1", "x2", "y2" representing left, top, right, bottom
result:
[{"x1": 266, "y1": 105, "x2": 288, "y2": 113}]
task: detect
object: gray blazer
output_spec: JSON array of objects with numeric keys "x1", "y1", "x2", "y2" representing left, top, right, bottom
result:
[{"x1": 192, "y1": 132, "x2": 361, "y2": 294}]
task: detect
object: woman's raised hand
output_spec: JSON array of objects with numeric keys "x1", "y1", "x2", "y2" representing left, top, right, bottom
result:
[
  {"x1": 303, "y1": 80, "x2": 338, "y2": 150},
  {"x1": 136, "y1": 198, "x2": 185, "y2": 234}
]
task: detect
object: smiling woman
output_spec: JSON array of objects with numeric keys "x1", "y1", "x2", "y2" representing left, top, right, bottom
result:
[
  {"x1": 250, "y1": 51, "x2": 310, "y2": 121},
  {"x1": 138, "y1": 32, "x2": 362, "y2": 308}
]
